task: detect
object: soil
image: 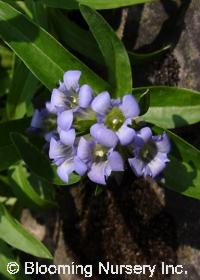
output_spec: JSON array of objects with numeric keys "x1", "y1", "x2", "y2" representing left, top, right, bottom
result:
[
  {"x1": 20, "y1": 1, "x2": 200, "y2": 279},
  {"x1": 59, "y1": 176, "x2": 177, "y2": 280}
]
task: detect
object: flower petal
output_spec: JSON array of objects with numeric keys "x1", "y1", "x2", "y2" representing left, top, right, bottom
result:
[
  {"x1": 79, "y1": 84, "x2": 93, "y2": 108},
  {"x1": 90, "y1": 123, "x2": 118, "y2": 148},
  {"x1": 57, "y1": 159, "x2": 75, "y2": 183},
  {"x1": 49, "y1": 138, "x2": 73, "y2": 165},
  {"x1": 64, "y1": 70, "x2": 81, "y2": 91},
  {"x1": 58, "y1": 81, "x2": 67, "y2": 92},
  {"x1": 135, "y1": 127, "x2": 152, "y2": 146},
  {"x1": 74, "y1": 156, "x2": 88, "y2": 176},
  {"x1": 91, "y1": 91, "x2": 111, "y2": 115},
  {"x1": 51, "y1": 89, "x2": 66, "y2": 111},
  {"x1": 88, "y1": 162, "x2": 107, "y2": 185},
  {"x1": 49, "y1": 138, "x2": 65, "y2": 162},
  {"x1": 45, "y1": 102, "x2": 57, "y2": 114},
  {"x1": 119, "y1": 94, "x2": 140, "y2": 118},
  {"x1": 128, "y1": 157, "x2": 145, "y2": 177},
  {"x1": 57, "y1": 110, "x2": 73, "y2": 131},
  {"x1": 31, "y1": 110, "x2": 44, "y2": 129},
  {"x1": 154, "y1": 133, "x2": 171, "y2": 154},
  {"x1": 111, "y1": 98, "x2": 121, "y2": 107},
  {"x1": 59, "y1": 128, "x2": 75, "y2": 146},
  {"x1": 156, "y1": 151, "x2": 170, "y2": 163},
  {"x1": 44, "y1": 130, "x2": 57, "y2": 142},
  {"x1": 146, "y1": 157, "x2": 166, "y2": 178},
  {"x1": 116, "y1": 125, "x2": 135, "y2": 146},
  {"x1": 77, "y1": 137, "x2": 94, "y2": 164},
  {"x1": 108, "y1": 151, "x2": 124, "y2": 171}
]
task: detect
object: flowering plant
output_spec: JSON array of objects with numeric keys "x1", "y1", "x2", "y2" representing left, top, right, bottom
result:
[
  {"x1": 33, "y1": 70, "x2": 171, "y2": 185},
  {"x1": 0, "y1": 0, "x2": 199, "y2": 276}
]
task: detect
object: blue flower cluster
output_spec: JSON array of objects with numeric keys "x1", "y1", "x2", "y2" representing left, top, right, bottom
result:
[{"x1": 31, "y1": 70, "x2": 170, "y2": 185}]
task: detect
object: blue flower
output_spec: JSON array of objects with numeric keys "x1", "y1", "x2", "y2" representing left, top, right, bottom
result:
[
  {"x1": 43, "y1": 70, "x2": 172, "y2": 185},
  {"x1": 128, "y1": 127, "x2": 170, "y2": 178},
  {"x1": 90, "y1": 92, "x2": 139, "y2": 148},
  {"x1": 30, "y1": 109, "x2": 48, "y2": 130},
  {"x1": 48, "y1": 70, "x2": 95, "y2": 143},
  {"x1": 30, "y1": 108, "x2": 57, "y2": 142},
  {"x1": 77, "y1": 137, "x2": 124, "y2": 185},
  {"x1": 49, "y1": 137, "x2": 87, "y2": 183},
  {"x1": 48, "y1": 70, "x2": 93, "y2": 114}
]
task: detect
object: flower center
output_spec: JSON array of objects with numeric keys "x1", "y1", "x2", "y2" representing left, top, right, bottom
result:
[
  {"x1": 140, "y1": 141, "x2": 157, "y2": 163},
  {"x1": 68, "y1": 94, "x2": 78, "y2": 108},
  {"x1": 94, "y1": 144, "x2": 107, "y2": 162},
  {"x1": 73, "y1": 108, "x2": 97, "y2": 133},
  {"x1": 105, "y1": 107, "x2": 125, "y2": 131},
  {"x1": 44, "y1": 115, "x2": 57, "y2": 131}
]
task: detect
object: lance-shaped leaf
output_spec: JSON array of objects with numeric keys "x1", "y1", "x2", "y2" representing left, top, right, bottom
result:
[
  {"x1": 51, "y1": 10, "x2": 170, "y2": 67},
  {"x1": 9, "y1": 162, "x2": 56, "y2": 209},
  {"x1": 138, "y1": 89, "x2": 150, "y2": 115},
  {"x1": 0, "y1": 239, "x2": 29, "y2": 279},
  {"x1": 0, "y1": 44, "x2": 13, "y2": 69},
  {"x1": 133, "y1": 86, "x2": 200, "y2": 128},
  {"x1": 0, "y1": 118, "x2": 30, "y2": 171},
  {"x1": 154, "y1": 127, "x2": 200, "y2": 200},
  {"x1": 37, "y1": 0, "x2": 154, "y2": 10},
  {"x1": 10, "y1": 132, "x2": 81, "y2": 186},
  {"x1": 0, "y1": 145, "x2": 20, "y2": 171},
  {"x1": 80, "y1": 5, "x2": 132, "y2": 97},
  {"x1": 0, "y1": 44, "x2": 12, "y2": 97},
  {"x1": 0, "y1": 118, "x2": 30, "y2": 147},
  {"x1": 0, "y1": 203, "x2": 53, "y2": 259},
  {"x1": 7, "y1": 57, "x2": 40, "y2": 120},
  {"x1": 0, "y1": 1, "x2": 108, "y2": 92},
  {"x1": 6, "y1": 0, "x2": 46, "y2": 121},
  {"x1": 50, "y1": 9, "x2": 103, "y2": 65},
  {"x1": 128, "y1": 45, "x2": 171, "y2": 65},
  {"x1": 25, "y1": 0, "x2": 48, "y2": 29}
]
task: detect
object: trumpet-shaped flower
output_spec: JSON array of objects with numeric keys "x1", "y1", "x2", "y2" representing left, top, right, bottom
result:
[
  {"x1": 30, "y1": 109, "x2": 48, "y2": 130},
  {"x1": 48, "y1": 70, "x2": 93, "y2": 114},
  {"x1": 33, "y1": 69, "x2": 172, "y2": 186},
  {"x1": 77, "y1": 137, "x2": 124, "y2": 185},
  {"x1": 128, "y1": 127, "x2": 170, "y2": 178},
  {"x1": 49, "y1": 137, "x2": 87, "y2": 183},
  {"x1": 90, "y1": 92, "x2": 139, "y2": 148},
  {"x1": 30, "y1": 108, "x2": 57, "y2": 142}
]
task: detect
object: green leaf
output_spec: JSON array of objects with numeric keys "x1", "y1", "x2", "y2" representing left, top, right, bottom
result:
[
  {"x1": 50, "y1": 9, "x2": 103, "y2": 65},
  {"x1": 133, "y1": 86, "x2": 200, "y2": 128},
  {"x1": 0, "y1": 118, "x2": 30, "y2": 147},
  {"x1": 0, "y1": 203, "x2": 53, "y2": 259},
  {"x1": 0, "y1": 44, "x2": 13, "y2": 69},
  {"x1": 153, "y1": 127, "x2": 200, "y2": 200},
  {"x1": 9, "y1": 162, "x2": 56, "y2": 209},
  {"x1": 0, "y1": 68, "x2": 10, "y2": 97},
  {"x1": 10, "y1": 132, "x2": 81, "y2": 186},
  {"x1": 0, "y1": 145, "x2": 19, "y2": 171},
  {"x1": 0, "y1": 45, "x2": 12, "y2": 97},
  {"x1": 51, "y1": 10, "x2": 170, "y2": 68},
  {"x1": 129, "y1": 45, "x2": 171, "y2": 65},
  {"x1": 37, "y1": 0, "x2": 154, "y2": 10},
  {"x1": 0, "y1": 1, "x2": 108, "y2": 92},
  {"x1": 0, "y1": 239, "x2": 29, "y2": 280},
  {"x1": 138, "y1": 89, "x2": 150, "y2": 115},
  {"x1": 25, "y1": 0, "x2": 48, "y2": 28},
  {"x1": 0, "y1": 175, "x2": 14, "y2": 198},
  {"x1": 80, "y1": 5, "x2": 132, "y2": 97},
  {"x1": 7, "y1": 58, "x2": 40, "y2": 120},
  {"x1": 0, "y1": 118, "x2": 30, "y2": 170}
]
